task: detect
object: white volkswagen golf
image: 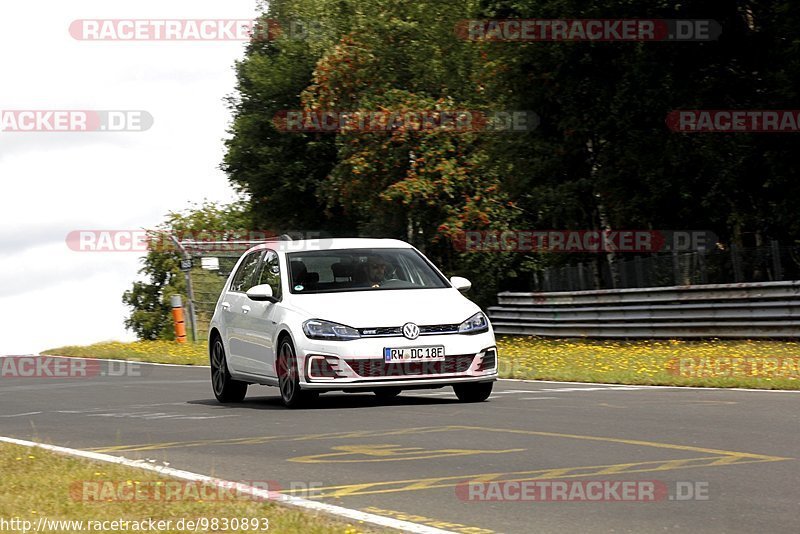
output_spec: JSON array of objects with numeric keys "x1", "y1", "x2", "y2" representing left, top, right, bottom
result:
[{"x1": 208, "y1": 238, "x2": 497, "y2": 407}]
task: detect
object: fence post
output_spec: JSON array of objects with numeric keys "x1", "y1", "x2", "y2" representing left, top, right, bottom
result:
[
  {"x1": 771, "y1": 240, "x2": 783, "y2": 281},
  {"x1": 591, "y1": 260, "x2": 602, "y2": 289},
  {"x1": 619, "y1": 260, "x2": 629, "y2": 288},
  {"x1": 566, "y1": 265, "x2": 576, "y2": 291},
  {"x1": 634, "y1": 256, "x2": 644, "y2": 287},
  {"x1": 672, "y1": 250, "x2": 681, "y2": 285},
  {"x1": 696, "y1": 250, "x2": 708, "y2": 285},
  {"x1": 731, "y1": 243, "x2": 744, "y2": 282}
]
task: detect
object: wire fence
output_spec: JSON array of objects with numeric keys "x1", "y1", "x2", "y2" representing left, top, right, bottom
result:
[
  {"x1": 534, "y1": 242, "x2": 799, "y2": 292},
  {"x1": 172, "y1": 238, "x2": 800, "y2": 338},
  {"x1": 179, "y1": 242, "x2": 262, "y2": 342}
]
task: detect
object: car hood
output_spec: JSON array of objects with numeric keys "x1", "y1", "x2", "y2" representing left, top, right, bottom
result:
[{"x1": 287, "y1": 288, "x2": 481, "y2": 328}]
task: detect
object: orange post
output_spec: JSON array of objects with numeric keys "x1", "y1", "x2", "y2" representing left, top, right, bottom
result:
[{"x1": 171, "y1": 295, "x2": 187, "y2": 344}]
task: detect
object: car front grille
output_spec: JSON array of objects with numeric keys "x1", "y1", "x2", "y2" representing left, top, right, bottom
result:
[
  {"x1": 343, "y1": 354, "x2": 476, "y2": 377},
  {"x1": 359, "y1": 326, "x2": 402, "y2": 336},
  {"x1": 359, "y1": 323, "x2": 460, "y2": 337},
  {"x1": 419, "y1": 324, "x2": 460, "y2": 334}
]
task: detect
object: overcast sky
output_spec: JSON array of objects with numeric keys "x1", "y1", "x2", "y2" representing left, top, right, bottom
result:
[{"x1": 0, "y1": 1, "x2": 260, "y2": 354}]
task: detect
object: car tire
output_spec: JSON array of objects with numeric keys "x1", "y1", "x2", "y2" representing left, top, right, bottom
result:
[
  {"x1": 373, "y1": 387, "x2": 402, "y2": 400},
  {"x1": 453, "y1": 382, "x2": 493, "y2": 402},
  {"x1": 210, "y1": 338, "x2": 248, "y2": 403},
  {"x1": 277, "y1": 337, "x2": 317, "y2": 408}
]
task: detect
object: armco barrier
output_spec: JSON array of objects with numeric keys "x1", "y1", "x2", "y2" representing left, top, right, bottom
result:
[{"x1": 487, "y1": 281, "x2": 800, "y2": 338}]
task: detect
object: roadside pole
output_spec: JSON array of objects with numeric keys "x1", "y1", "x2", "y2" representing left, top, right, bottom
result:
[
  {"x1": 169, "y1": 235, "x2": 199, "y2": 343},
  {"x1": 170, "y1": 295, "x2": 187, "y2": 343}
]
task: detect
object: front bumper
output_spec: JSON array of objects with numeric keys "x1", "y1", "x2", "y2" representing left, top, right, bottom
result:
[
  {"x1": 301, "y1": 374, "x2": 496, "y2": 390},
  {"x1": 296, "y1": 331, "x2": 497, "y2": 389}
]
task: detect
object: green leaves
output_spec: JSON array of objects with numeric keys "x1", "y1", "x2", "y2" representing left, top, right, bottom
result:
[
  {"x1": 122, "y1": 202, "x2": 252, "y2": 341},
  {"x1": 220, "y1": 0, "x2": 800, "y2": 302}
]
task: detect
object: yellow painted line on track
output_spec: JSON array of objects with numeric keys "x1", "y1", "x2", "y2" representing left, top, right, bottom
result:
[
  {"x1": 89, "y1": 424, "x2": 792, "y2": 501},
  {"x1": 88, "y1": 425, "x2": 465, "y2": 453},
  {"x1": 362, "y1": 507, "x2": 495, "y2": 534},
  {"x1": 448, "y1": 425, "x2": 786, "y2": 460},
  {"x1": 285, "y1": 455, "x2": 789, "y2": 499},
  {"x1": 92, "y1": 424, "x2": 789, "y2": 460},
  {"x1": 288, "y1": 443, "x2": 525, "y2": 463},
  {"x1": 275, "y1": 425, "x2": 791, "y2": 498}
]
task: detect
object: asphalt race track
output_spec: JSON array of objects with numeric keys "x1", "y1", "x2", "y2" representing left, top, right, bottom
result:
[{"x1": 1, "y1": 357, "x2": 798, "y2": 533}]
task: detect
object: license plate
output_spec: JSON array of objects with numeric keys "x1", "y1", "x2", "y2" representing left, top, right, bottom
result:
[{"x1": 384, "y1": 346, "x2": 445, "y2": 362}]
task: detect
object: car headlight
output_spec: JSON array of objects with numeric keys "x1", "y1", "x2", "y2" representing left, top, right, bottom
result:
[
  {"x1": 458, "y1": 312, "x2": 489, "y2": 334},
  {"x1": 302, "y1": 319, "x2": 361, "y2": 341}
]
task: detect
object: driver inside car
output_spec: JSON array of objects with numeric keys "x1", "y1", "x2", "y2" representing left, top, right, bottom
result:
[{"x1": 365, "y1": 255, "x2": 390, "y2": 288}]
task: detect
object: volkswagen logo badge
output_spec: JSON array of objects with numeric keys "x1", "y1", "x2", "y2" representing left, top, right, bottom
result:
[{"x1": 402, "y1": 322, "x2": 420, "y2": 340}]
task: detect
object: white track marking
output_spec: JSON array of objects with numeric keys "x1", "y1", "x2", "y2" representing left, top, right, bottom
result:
[
  {"x1": 9, "y1": 355, "x2": 797, "y2": 393},
  {"x1": 536, "y1": 386, "x2": 655, "y2": 392},
  {"x1": 501, "y1": 378, "x2": 800, "y2": 393},
  {"x1": 0, "y1": 412, "x2": 42, "y2": 418},
  {"x1": 85, "y1": 412, "x2": 237, "y2": 421},
  {"x1": 26, "y1": 354, "x2": 211, "y2": 368},
  {"x1": 0, "y1": 436, "x2": 456, "y2": 534}
]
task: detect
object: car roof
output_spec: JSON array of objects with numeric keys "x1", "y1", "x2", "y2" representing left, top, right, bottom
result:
[{"x1": 246, "y1": 238, "x2": 414, "y2": 255}]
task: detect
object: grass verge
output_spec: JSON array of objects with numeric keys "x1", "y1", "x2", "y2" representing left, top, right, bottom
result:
[
  {"x1": 42, "y1": 337, "x2": 800, "y2": 390},
  {"x1": 0, "y1": 442, "x2": 383, "y2": 534},
  {"x1": 42, "y1": 341, "x2": 208, "y2": 366},
  {"x1": 498, "y1": 337, "x2": 800, "y2": 389}
]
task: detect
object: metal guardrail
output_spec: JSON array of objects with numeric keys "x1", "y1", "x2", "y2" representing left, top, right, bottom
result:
[{"x1": 488, "y1": 281, "x2": 800, "y2": 338}]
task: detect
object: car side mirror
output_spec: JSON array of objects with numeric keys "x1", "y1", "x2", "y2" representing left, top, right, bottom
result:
[
  {"x1": 246, "y1": 284, "x2": 278, "y2": 303},
  {"x1": 450, "y1": 276, "x2": 472, "y2": 293}
]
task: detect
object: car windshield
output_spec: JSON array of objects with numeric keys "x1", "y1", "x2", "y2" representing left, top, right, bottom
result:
[{"x1": 287, "y1": 248, "x2": 449, "y2": 294}]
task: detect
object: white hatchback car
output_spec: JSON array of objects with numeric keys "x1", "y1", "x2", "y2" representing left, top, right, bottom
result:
[{"x1": 208, "y1": 238, "x2": 497, "y2": 407}]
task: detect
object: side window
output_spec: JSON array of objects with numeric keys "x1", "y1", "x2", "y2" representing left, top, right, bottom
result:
[
  {"x1": 230, "y1": 251, "x2": 263, "y2": 293},
  {"x1": 256, "y1": 250, "x2": 282, "y2": 300}
]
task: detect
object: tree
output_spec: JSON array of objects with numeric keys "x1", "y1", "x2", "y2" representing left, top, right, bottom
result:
[
  {"x1": 222, "y1": 0, "x2": 360, "y2": 235},
  {"x1": 122, "y1": 202, "x2": 252, "y2": 340},
  {"x1": 480, "y1": 0, "x2": 800, "y2": 245},
  {"x1": 476, "y1": 0, "x2": 800, "y2": 283},
  {"x1": 222, "y1": 0, "x2": 800, "y2": 298}
]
